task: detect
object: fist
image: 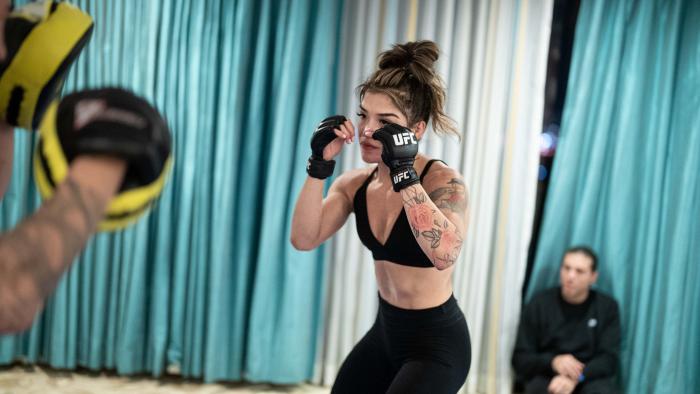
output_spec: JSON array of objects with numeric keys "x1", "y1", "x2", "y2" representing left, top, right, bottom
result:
[
  {"x1": 310, "y1": 115, "x2": 347, "y2": 160},
  {"x1": 372, "y1": 123, "x2": 419, "y2": 191},
  {"x1": 307, "y1": 115, "x2": 350, "y2": 179}
]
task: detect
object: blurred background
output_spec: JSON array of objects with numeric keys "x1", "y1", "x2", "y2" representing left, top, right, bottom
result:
[{"x1": 1, "y1": 0, "x2": 698, "y2": 393}]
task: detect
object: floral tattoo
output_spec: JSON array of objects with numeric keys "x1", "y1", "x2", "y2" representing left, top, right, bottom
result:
[
  {"x1": 428, "y1": 178, "x2": 468, "y2": 214},
  {"x1": 402, "y1": 183, "x2": 465, "y2": 269}
]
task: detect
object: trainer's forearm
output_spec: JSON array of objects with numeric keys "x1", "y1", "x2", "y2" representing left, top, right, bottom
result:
[
  {"x1": 0, "y1": 156, "x2": 125, "y2": 333},
  {"x1": 290, "y1": 177, "x2": 325, "y2": 249},
  {"x1": 0, "y1": 123, "x2": 13, "y2": 199}
]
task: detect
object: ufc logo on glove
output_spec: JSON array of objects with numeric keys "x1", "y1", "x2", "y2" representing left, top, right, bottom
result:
[
  {"x1": 373, "y1": 123, "x2": 420, "y2": 192},
  {"x1": 392, "y1": 132, "x2": 417, "y2": 146},
  {"x1": 393, "y1": 170, "x2": 413, "y2": 184}
]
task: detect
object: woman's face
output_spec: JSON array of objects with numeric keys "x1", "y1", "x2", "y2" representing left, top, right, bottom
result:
[{"x1": 356, "y1": 91, "x2": 410, "y2": 163}]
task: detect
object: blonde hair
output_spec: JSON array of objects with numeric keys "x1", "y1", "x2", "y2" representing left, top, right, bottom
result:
[{"x1": 357, "y1": 40, "x2": 459, "y2": 137}]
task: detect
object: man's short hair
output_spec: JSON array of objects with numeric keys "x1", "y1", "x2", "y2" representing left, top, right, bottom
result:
[{"x1": 562, "y1": 245, "x2": 598, "y2": 272}]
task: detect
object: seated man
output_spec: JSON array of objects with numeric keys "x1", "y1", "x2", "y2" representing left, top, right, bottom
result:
[{"x1": 512, "y1": 246, "x2": 620, "y2": 394}]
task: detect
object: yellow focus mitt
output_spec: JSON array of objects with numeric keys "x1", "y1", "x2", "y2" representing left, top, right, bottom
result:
[
  {"x1": 34, "y1": 88, "x2": 173, "y2": 231},
  {"x1": 0, "y1": 1, "x2": 93, "y2": 130}
]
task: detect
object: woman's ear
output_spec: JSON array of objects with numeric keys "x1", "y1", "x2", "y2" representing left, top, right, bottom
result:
[{"x1": 412, "y1": 120, "x2": 427, "y2": 140}]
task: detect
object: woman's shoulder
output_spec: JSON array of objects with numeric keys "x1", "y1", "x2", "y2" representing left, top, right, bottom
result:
[
  {"x1": 330, "y1": 165, "x2": 377, "y2": 195},
  {"x1": 420, "y1": 157, "x2": 469, "y2": 217},
  {"x1": 420, "y1": 157, "x2": 466, "y2": 189}
]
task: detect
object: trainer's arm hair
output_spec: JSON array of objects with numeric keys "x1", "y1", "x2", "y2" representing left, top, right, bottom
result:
[
  {"x1": 0, "y1": 123, "x2": 14, "y2": 200},
  {"x1": 0, "y1": 156, "x2": 125, "y2": 333},
  {"x1": 0, "y1": 0, "x2": 9, "y2": 61}
]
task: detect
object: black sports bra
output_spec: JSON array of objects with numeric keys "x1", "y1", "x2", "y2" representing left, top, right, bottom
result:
[{"x1": 353, "y1": 160, "x2": 444, "y2": 268}]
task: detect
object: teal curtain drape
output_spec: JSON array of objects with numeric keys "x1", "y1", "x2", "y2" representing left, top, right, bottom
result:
[
  {"x1": 0, "y1": 0, "x2": 343, "y2": 383},
  {"x1": 528, "y1": 0, "x2": 699, "y2": 392}
]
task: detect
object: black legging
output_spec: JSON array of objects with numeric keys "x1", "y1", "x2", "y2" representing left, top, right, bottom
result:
[{"x1": 331, "y1": 294, "x2": 471, "y2": 394}]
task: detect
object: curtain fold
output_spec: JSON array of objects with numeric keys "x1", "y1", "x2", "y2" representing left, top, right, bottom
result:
[
  {"x1": 315, "y1": 1, "x2": 553, "y2": 393},
  {"x1": 246, "y1": 0, "x2": 345, "y2": 383},
  {"x1": 0, "y1": 0, "x2": 343, "y2": 384},
  {"x1": 528, "y1": 0, "x2": 700, "y2": 392}
]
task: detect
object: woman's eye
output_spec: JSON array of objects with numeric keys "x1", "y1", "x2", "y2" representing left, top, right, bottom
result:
[
  {"x1": 379, "y1": 119, "x2": 390, "y2": 125},
  {"x1": 356, "y1": 113, "x2": 366, "y2": 118}
]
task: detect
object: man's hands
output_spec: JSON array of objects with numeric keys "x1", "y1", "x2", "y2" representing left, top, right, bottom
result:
[
  {"x1": 552, "y1": 354, "x2": 584, "y2": 380},
  {"x1": 547, "y1": 354, "x2": 584, "y2": 394},
  {"x1": 547, "y1": 374, "x2": 577, "y2": 394}
]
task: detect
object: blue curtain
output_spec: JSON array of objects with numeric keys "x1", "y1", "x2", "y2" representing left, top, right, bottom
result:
[
  {"x1": 0, "y1": 0, "x2": 343, "y2": 384},
  {"x1": 528, "y1": 0, "x2": 699, "y2": 392}
]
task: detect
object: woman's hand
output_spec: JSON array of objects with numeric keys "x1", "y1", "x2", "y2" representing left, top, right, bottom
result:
[
  {"x1": 322, "y1": 117, "x2": 355, "y2": 160},
  {"x1": 307, "y1": 115, "x2": 355, "y2": 180}
]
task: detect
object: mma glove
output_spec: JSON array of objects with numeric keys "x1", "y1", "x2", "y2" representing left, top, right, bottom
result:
[
  {"x1": 372, "y1": 123, "x2": 419, "y2": 192},
  {"x1": 306, "y1": 115, "x2": 345, "y2": 179}
]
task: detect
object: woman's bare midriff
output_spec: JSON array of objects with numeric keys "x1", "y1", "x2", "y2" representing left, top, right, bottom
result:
[{"x1": 374, "y1": 260, "x2": 454, "y2": 309}]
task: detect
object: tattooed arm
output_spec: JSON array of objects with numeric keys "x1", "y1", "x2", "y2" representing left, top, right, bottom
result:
[
  {"x1": 401, "y1": 166, "x2": 469, "y2": 270},
  {"x1": 0, "y1": 123, "x2": 13, "y2": 199},
  {"x1": 0, "y1": 155, "x2": 125, "y2": 333}
]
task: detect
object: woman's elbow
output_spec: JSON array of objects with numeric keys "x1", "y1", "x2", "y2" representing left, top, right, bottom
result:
[
  {"x1": 434, "y1": 261, "x2": 454, "y2": 271},
  {"x1": 432, "y1": 247, "x2": 462, "y2": 270},
  {"x1": 290, "y1": 234, "x2": 317, "y2": 251}
]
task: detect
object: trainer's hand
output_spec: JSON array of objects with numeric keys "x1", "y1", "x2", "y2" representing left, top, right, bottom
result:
[
  {"x1": 70, "y1": 155, "x2": 127, "y2": 201},
  {"x1": 372, "y1": 123, "x2": 419, "y2": 192},
  {"x1": 306, "y1": 115, "x2": 354, "y2": 179},
  {"x1": 547, "y1": 375, "x2": 577, "y2": 394},
  {"x1": 0, "y1": 0, "x2": 9, "y2": 61},
  {"x1": 551, "y1": 354, "x2": 584, "y2": 381}
]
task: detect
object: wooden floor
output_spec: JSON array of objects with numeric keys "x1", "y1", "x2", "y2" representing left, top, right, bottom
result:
[{"x1": 0, "y1": 364, "x2": 330, "y2": 394}]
